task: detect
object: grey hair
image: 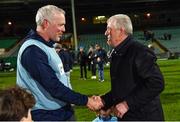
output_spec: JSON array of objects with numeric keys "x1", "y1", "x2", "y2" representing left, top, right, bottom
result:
[
  {"x1": 35, "y1": 5, "x2": 65, "y2": 26},
  {"x1": 107, "y1": 14, "x2": 133, "y2": 35}
]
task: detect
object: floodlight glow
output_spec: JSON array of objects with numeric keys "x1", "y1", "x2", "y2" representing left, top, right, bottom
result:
[{"x1": 8, "y1": 21, "x2": 12, "y2": 25}]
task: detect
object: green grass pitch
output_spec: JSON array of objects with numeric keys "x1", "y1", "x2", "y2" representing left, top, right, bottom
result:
[{"x1": 0, "y1": 59, "x2": 180, "y2": 121}]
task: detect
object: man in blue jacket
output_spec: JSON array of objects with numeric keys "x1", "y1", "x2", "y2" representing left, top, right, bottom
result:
[{"x1": 16, "y1": 5, "x2": 103, "y2": 121}]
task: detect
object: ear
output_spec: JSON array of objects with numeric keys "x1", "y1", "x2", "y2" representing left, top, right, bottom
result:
[
  {"x1": 42, "y1": 19, "x2": 49, "y2": 29},
  {"x1": 119, "y1": 27, "x2": 125, "y2": 33}
]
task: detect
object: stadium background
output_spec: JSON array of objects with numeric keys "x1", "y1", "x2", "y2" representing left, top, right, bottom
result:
[{"x1": 0, "y1": 0, "x2": 180, "y2": 120}]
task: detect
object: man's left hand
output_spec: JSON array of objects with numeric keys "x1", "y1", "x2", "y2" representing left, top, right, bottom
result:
[{"x1": 113, "y1": 101, "x2": 129, "y2": 118}]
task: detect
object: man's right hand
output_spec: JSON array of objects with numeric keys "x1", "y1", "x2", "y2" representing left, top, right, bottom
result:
[{"x1": 86, "y1": 96, "x2": 104, "y2": 111}]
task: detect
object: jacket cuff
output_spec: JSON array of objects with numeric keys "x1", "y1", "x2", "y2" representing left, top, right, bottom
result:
[
  {"x1": 82, "y1": 95, "x2": 88, "y2": 106},
  {"x1": 101, "y1": 95, "x2": 114, "y2": 110},
  {"x1": 125, "y1": 96, "x2": 136, "y2": 111}
]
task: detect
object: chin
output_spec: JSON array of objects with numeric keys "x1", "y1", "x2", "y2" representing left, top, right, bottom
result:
[
  {"x1": 54, "y1": 37, "x2": 60, "y2": 42},
  {"x1": 107, "y1": 40, "x2": 111, "y2": 45}
]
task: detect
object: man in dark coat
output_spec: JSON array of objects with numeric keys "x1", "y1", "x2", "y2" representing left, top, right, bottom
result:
[
  {"x1": 99, "y1": 14, "x2": 164, "y2": 121},
  {"x1": 77, "y1": 47, "x2": 87, "y2": 79}
]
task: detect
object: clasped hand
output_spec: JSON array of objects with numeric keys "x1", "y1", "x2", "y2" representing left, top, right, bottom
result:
[
  {"x1": 86, "y1": 95, "x2": 104, "y2": 111},
  {"x1": 86, "y1": 96, "x2": 129, "y2": 118},
  {"x1": 97, "y1": 101, "x2": 129, "y2": 118}
]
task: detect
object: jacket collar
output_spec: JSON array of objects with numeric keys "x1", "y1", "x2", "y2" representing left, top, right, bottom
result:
[
  {"x1": 23, "y1": 29, "x2": 55, "y2": 48},
  {"x1": 113, "y1": 35, "x2": 134, "y2": 55}
]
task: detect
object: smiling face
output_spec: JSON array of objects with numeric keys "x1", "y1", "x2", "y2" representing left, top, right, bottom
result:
[
  {"x1": 105, "y1": 15, "x2": 131, "y2": 48},
  {"x1": 46, "y1": 12, "x2": 66, "y2": 42}
]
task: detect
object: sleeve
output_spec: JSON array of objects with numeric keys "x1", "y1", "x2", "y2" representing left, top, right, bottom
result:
[
  {"x1": 125, "y1": 48, "x2": 164, "y2": 110},
  {"x1": 21, "y1": 45, "x2": 88, "y2": 106},
  {"x1": 101, "y1": 90, "x2": 114, "y2": 110}
]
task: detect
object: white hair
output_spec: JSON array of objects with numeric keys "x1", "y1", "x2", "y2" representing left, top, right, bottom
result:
[
  {"x1": 35, "y1": 5, "x2": 65, "y2": 26},
  {"x1": 107, "y1": 14, "x2": 133, "y2": 35}
]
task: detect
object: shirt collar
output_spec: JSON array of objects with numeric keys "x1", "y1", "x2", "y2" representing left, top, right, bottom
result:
[{"x1": 24, "y1": 29, "x2": 55, "y2": 47}]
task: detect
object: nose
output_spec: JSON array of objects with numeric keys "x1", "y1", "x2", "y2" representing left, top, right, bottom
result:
[
  {"x1": 62, "y1": 25, "x2": 65, "y2": 32},
  {"x1": 59, "y1": 25, "x2": 65, "y2": 32},
  {"x1": 105, "y1": 29, "x2": 108, "y2": 36}
]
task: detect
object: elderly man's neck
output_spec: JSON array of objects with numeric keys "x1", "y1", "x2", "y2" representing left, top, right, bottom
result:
[{"x1": 115, "y1": 34, "x2": 128, "y2": 47}]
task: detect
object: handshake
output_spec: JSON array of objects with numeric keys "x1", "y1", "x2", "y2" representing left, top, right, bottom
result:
[
  {"x1": 86, "y1": 95, "x2": 104, "y2": 111},
  {"x1": 86, "y1": 96, "x2": 129, "y2": 119}
]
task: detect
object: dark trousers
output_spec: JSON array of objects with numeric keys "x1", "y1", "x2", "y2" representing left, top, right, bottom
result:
[
  {"x1": 87, "y1": 61, "x2": 91, "y2": 71},
  {"x1": 91, "y1": 63, "x2": 96, "y2": 76},
  {"x1": 80, "y1": 64, "x2": 87, "y2": 78}
]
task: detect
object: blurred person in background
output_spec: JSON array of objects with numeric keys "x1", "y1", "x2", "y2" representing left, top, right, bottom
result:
[
  {"x1": 95, "y1": 44, "x2": 107, "y2": 82},
  {"x1": 68, "y1": 45, "x2": 75, "y2": 72},
  {"x1": 55, "y1": 43, "x2": 73, "y2": 89},
  {"x1": 91, "y1": 46, "x2": 98, "y2": 80},
  {"x1": 77, "y1": 46, "x2": 87, "y2": 80},
  {"x1": 87, "y1": 45, "x2": 94, "y2": 71}
]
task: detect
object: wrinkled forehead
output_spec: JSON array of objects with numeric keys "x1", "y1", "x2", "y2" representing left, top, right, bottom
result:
[
  {"x1": 53, "y1": 11, "x2": 65, "y2": 18},
  {"x1": 52, "y1": 12, "x2": 66, "y2": 23},
  {"x1": 107, "y1": 19, "x2": 115, "y2": 28}
]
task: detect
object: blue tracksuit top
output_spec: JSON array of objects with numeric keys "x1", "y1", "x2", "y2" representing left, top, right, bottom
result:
[{"x1": 16, "y1": 30, "x2": 88, "y2": 120}]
